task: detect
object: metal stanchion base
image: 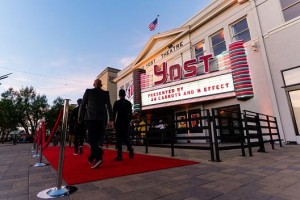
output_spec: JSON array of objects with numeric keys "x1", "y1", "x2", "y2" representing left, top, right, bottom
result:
[
  {"x1": 34, "y1": 162, "x2": 47, "y2": 167},
  {"x1": 37, "y1": 186, "x2": 69, "y2": 199}
]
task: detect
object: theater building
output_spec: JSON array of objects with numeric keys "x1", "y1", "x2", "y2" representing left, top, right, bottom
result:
[{"x1": 113, "y1": 0, "x2": 300, "y2": 144}]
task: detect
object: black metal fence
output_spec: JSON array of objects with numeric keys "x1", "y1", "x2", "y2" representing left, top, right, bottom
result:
[
  {"x1": 133, "y1": 109, "x2": 215, "y2": 161},
  {"x1": 243, "y1": 110, "x2": 282, "y2": 156},
  {"x1": 105, "y1": 109, "x2": 283, "y2": 162},
  {"x1": 211, "y1": 108, "x2": 246, "y2": 162}
]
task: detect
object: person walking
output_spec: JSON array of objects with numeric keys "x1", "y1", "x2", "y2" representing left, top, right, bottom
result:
[
  {"x1": 113, "y1": 89, "x2": 134, "y2": 161},
  {"x1": 70, "y1": 98, "x2": 86, "y2": 155},
  {"x1": 78, "y1": 79, "x2": 113, "y2": 169},
  {"x1": 138, "y1": 118, "x2": 147, "y2": 144}
]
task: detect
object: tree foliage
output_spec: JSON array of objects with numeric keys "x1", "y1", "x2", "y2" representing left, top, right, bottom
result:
[
  {"x1": 0, "y1": 91, "x2": 19, "y2": 141},
  {"x1": 0, "y1": 86, "x2": 76, "y2": 142},
  {"x1": 0, "y1": 87, "x2": 49, "y2": 139},
  {"x1": 44, "y1": 97, "x2": 64, "y2": 132}
]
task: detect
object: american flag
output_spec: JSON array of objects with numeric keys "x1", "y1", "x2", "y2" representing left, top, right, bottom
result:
[{"x1": 149, "y1": 16, "x2": 159, "y2": 31}]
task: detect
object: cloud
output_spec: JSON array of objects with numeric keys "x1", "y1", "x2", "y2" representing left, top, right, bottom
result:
[
  {"x1": 0, "y1": 58, "x2": 97, "y2": 105},
  {"x1": 32, "y1": 72, "x2": 95, "y2": 104},
  {"x1": 0, "y1": 54, "x2": 113, "y2": 105},
  {"x1": 116, "y1": 30, "x2": 149, "y2": 69},
  {"x1": 0, "y1": 56, "x2": 24, "y2": 66},
  {"x1": 119, "y1": 56, "x2": 136, "y2": 68}
]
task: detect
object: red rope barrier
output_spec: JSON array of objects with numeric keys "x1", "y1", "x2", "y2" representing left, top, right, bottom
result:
[{"x1": 43, "y1": 109, "x2": 63, "y2": 149}]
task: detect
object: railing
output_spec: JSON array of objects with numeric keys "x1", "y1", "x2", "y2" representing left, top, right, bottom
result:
[
  {"x1": 211, "y1": 108, "x2": 246, "y2": 162},
  {"x1": 243, "y1": 110, "x2": 282, "y2": 156},
  {"x1": 107, "y1": 108, "x2": 283, "y2": 162},
  {"x1": 130, "y1": 110, "x2": 215, "y2": 161}
]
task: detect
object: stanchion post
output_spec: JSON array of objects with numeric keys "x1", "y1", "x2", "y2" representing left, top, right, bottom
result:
[
  {"x1": 32, "y1": 129, "x2": 40, "y2": 158},
  {"x1": 34, "y1": 123, "x2": 46, "y2": 167},
  {"x1": 37, "y1": 99, "x2": 71, "y2": 199},
  {"x1": 56, "y1": 99, "x2": 69, "y2": 190},
  {"x1": 31, "y1": 132, "x2": 37, "y2": 152}
]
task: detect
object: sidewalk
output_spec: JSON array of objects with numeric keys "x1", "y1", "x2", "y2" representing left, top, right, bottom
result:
[{"x1": 1, "y1": 142, "x2": 300, "y2": 200}]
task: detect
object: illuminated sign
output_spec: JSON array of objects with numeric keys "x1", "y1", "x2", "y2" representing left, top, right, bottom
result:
[
  {"x1": 229, "y1": 41, "x2": 254, "y2": 100},
  {"x1": 154, "y1": 54, "x2": 213, "y2": 85},
  {"x1": 141, "y1": 73, "x2": 234, "y2": 106},
  {"x1": 138, "y1": 41, "x2": 253, "y2": 109}
]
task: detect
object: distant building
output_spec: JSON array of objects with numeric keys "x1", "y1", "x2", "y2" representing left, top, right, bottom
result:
[{"x1": 97, "y1": 67, "x2": 120, "y2": 106}]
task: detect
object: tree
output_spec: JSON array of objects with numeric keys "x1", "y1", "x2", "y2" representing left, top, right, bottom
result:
[
  {"x1": 0, "y1": 97, "x2": 19, "y2": 141},
  {"x1": 1, "y1": 87, "x2": 49, "y2": 136},
  {"x1": 44, "y1": 97, "x2": 64, "y2": 132}
]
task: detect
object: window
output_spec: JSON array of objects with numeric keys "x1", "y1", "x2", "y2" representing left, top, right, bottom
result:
[
  {"x1": 194, "y1": 41, "x2": 204, "y2": 58},
  {"x1": 211, "y1": 30, "x2": 227, "y2": 56},
  {"x1": 188, "y1": 109, "x2": 203, "y2": 133},
  {"x1": 176, "y1": 112, "x2": 188, "y2": 134},
  {"x1": 231, "y1": 18, "x2": 251, "y2": 42},
  {"x1": 282, "y1": 66, "x2": 300, "y2": 135},
  {"x1": 283, "y1": 66, "x2": 300, "y2": 85},
  {"x1": 280, "y1": 0, "x2": 300, "y2": 21}
]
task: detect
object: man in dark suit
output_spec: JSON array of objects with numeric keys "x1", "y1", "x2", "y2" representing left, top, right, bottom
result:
[
  {"x1": 69, "y1": 98, "x2": 86, "y2": 155},
  {"x1": 78, "y1": 79, "x2": 113, "y2": 169},
  {"x1": 113, "y1": 89, "x2": 134, "y2": 161}
]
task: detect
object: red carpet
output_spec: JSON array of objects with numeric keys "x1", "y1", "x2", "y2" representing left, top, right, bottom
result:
[{"x1": 42, "y1": 145, "x2": 199, "y2": 185}]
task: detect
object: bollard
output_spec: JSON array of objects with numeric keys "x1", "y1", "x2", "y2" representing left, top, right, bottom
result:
[
  {"x1": 34, "y1": 125, "x2": 46, "y2": 167},
  {"x1": 37, "y1": 99, "x2": 72, "y2": 199},
  {"x1": 32, "y1": 129, "x2": 40, "y2": 158}
]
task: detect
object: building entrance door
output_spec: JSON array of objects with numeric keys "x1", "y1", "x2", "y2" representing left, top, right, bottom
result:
[
  {"x1": 288, "y1": 90, "x2": 300, "y2": 135},
  {"x1": 216, "y1": 104, "x2": 241, "y2": 143},
  {"x1": 282, "y1": 66, "x2": 300, "y2": 137}
]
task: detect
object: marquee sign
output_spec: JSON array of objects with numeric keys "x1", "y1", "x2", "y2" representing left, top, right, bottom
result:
[
  {"x1": 134, "y1": 41, "x2": 253, "y2": 110},
  {"x1": 141, "y1": 73, "x2": 234, "y2": 106},
  {"x1": 154, "y1": 54, "x2": 213, "y2": 85}
]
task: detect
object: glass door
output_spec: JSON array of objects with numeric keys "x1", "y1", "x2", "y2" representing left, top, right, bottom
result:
[
  {"x1": 288, "y1": 90, "x2": 300, "y2": 135},
  {"x1": 282, "y1": 66, "x2": 300, "y2": 136},
  {"x1": 216, "y1": 104, "x2": 241, "y2": 143}
]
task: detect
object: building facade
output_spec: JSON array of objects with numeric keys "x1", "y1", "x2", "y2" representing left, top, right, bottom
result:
[
  {"x1": 114, "y1": 0, "x2": 300, "y2": 143},
  {"x1": 97, "y1": 67, "x2": 120, "y2": 106}
]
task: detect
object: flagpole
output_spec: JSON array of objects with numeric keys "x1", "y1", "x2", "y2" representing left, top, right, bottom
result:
[{"x1": 156, "y1": 15, "x2": 159, "y2": 32}]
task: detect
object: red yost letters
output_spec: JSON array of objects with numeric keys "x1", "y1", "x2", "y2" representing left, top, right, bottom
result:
[
  {"x1": 198, "y1": 54, "x2": 213, "y2": 73},
  {"x1": 154, "y1": 62, "x2": 168, "y2": 85},
  {"x1": 154, "y1": 54, "x2": 213, "y2": 86}
]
